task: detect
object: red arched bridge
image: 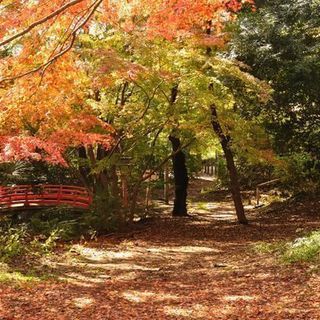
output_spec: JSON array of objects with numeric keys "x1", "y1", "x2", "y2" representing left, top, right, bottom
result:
[{"x1": 0, "y1": 185, "x2": 92, "y2": 211}]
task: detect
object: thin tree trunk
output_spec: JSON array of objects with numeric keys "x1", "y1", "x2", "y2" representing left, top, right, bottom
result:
[
  {"x1": 169, "y1": 135, "x2": 189, "y2": 216},
  {"x1": 205, "y1": 20, "x2": 246, "y2": 224},
  {"x1": 121, "y1": 171, "x2": 129, "y2": 208},
  {"x1": 211, "y1": 105, "x2": 248, "y2": 224},
  {"x1": 163, "y1": 164, "x2": 169, "y2": 204}
]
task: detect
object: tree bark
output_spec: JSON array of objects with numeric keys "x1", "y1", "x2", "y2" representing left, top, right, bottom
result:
[
  {"x1": 169, "y1": 135, "x2": 189, "y2": 216},
  {"x1": 210, "y1": 105, "x2": 248, "y2": 224},
  {"x1": 168, "y1": 85, "x2": 189, "y2": 216}
]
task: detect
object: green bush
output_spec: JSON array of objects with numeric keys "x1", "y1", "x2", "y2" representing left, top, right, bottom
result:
[
  {"x1": 253, "y1": 231, "x2": 320, "y2": 264},
  {"x1": 253, "y1": 242, "x2": 282, "y2": 254},
  {"x1": 282, "y1": 231, "x2": 320, "y2": 263},
  {"x1": 29, "y1": 207, "x2": 84, "y2": 241},
  {"x1": 277, "y1": 152, "x2": 320, "y2": 194},
  {"x1": 0, "y1": 161, "x2": 79, "y2": 185},
  {"x1": 0, "y1": 223, "x2": 61, "y2": 264},
  {"x1": 236, "y1": 159, "x2": 274, "y2": 189},
  {"x1": 84, "y1": 190, "x2": 123, "y2": 233},
  {"x1": 0, "y1": 225, "x2": 29, "y2": 261},
  {"x1": 215, "y1": 155, "x2": 274, "y2": 189},
  {"x1": 215, "y1": 156, "x2": 229, "y2": 188}
]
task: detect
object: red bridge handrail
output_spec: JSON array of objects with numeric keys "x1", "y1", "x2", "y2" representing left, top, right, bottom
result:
[{"x1": 0, "y1": 184, "x2": 92, "y2": 210}]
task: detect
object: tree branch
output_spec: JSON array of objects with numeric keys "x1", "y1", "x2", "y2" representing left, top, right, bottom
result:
[
  {"x1": 0, "y1": 0, "x2": 85, "y2": 47},
  {"x1": 0, "y1": 0, "x2": 103, "y2": 84}
]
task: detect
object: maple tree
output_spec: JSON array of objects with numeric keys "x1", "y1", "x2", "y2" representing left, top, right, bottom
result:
[{"x1": 0, "y1": 0, "x2": 266, "y2": 224}]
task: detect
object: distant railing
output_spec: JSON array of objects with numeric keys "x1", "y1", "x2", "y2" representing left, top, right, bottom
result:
[
  {"x1": 255, "y1": 179, "x2": 281, "y2": 206},
  {"x1": 0, "y1": 184, "x2": 92, "y2": 211}
]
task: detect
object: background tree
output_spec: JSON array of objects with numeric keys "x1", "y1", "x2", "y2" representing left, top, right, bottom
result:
[{"x1": 230, "y1": 0, "x2": 320, "y2": 193}]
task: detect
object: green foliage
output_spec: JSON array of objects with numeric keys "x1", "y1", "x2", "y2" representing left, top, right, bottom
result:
[
  {"x1": 0, "y1": 161, "x2": 80, "y2": 185},
  {"x1": 253, "y1": 230, "x2": 320, "y2": 264},
  {"x1": 215, "y1": 156, "x2": 229, "y2": 188},
  {"x1": 84, "y1": 190, "x2": 124, "y2": 233},
  {"x1": 0, "y1": 224, "x2": 28, "y2": 261},
  {"x1": 228, "y1": 0, "x2": 320, "y2": 197},
  {"x1": 0, "y1": 220, "x2": 66, "y2": 283},
  {"x1": 28, "y1": 207, "x2": 85, "y2": 241},
  {"x1": 0, "y1": 223, "x2": 60, "y2": 264},
  {"x1": 186, "y1": 153, "x2": 202, "y2": 177},
  {"x1": 277, "y1": 153, "x2": 320, "y2": 194},
  {"x1": 215, "y1": 154, "x2": 274, "y2": 189},
  {"x1": 0, "y1": 270, "x2": 40, "y2": 283},
  {"x1": 84, "y1": 28, "x2": 271, "y2": 190},
  {"x1": 282, "y1": 231, "x2": 320, "y2": 263},
  {"x1": 253, "y1": 242, "x2": 284, "y2": 254},
  {"x1": 236, "y1": 158, "x2": 274, "y2": 188},
  {"x1": 231, "y1": 0, "x2": 320, "y2": 158},
  {"x1": 0, "y1": 206, "x2": 94, "y2": 265}
]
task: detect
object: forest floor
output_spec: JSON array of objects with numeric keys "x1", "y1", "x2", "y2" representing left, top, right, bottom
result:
[{"x1": 0, "y1": 178, "x2": 320, "y2": 320}]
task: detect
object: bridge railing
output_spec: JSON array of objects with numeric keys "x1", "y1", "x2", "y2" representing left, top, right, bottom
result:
[{"x1": 0, "y1": 184, "x2": 92, "y2": 210}]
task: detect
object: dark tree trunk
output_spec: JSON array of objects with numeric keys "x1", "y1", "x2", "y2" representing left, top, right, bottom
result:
[
  {"x1": 210, "y1": 105, "x2": 248, "y2": 224},
  {"x1": 169, "y1": 135, "x2": 189, "y2": 216}
]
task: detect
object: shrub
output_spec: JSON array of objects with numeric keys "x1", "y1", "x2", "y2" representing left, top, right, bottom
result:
[
  {"x1": 84, "y1": 190, "x2": 124, "y2": 233},
  {"x1": 253, "y1": 231, "x2": 320, "y2": 264},
  {"x1": 0, "y1": 223, "x2": 61, "y2": 264},
  {"x1": 215, "y1": 155, "x2": 274, "y2": 189},
  {"x1": 0, "y1": 225, "x2": 29, "y2": 261},
  {"x1": 277, "y1": 152, "x2": 320, "y2": 194},
  {"x1": 282, "y1": 231, "x2": 320, "y2": 263},
  {"x1": 29, "y1": 207, "x2": 84, "y2": 241}
]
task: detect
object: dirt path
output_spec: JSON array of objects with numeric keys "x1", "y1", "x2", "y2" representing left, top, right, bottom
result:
[{"x1": 0, "y1": 179, "x2": 319, "y2": 319}]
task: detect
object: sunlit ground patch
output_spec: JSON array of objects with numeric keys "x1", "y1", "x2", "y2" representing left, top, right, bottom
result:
[
  {"x1": 147, "y1": 245, "x2": 220, "y2": 254},
  {"x1": 104, "y1": 271, "x2": 137, "y2": 281},
  {"x1": 71, "y1": 245, "x2": 137, "y2": 261},
  {"x1": 164, "y1": 304, "x2": 210, "y2": 318},
  {"x1": 224, "y1": 295, "x2": 256, "y2": 301},
  {"x1": 122, "y1": 290, "x2": 179, "y2": 303},
  {"x1": 72, "y1": 296, "x2": 95, "y2": 308}
]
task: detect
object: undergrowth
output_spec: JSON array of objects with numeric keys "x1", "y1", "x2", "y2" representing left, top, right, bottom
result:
[
  {"x1": 282, "y1": 231, "x2": 320, "y2": 263},
  {"x1": 254, "y1": 230, "x2": 320, "y2": 264},
  {"x1": 0, "y1": 207, "x2": 87, "y2": 283}
]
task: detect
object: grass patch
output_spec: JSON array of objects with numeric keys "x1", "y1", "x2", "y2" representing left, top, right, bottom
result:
[
  {"x1": 253, "y1": 242, "x2": 283, "y2": 254},
  {"x1": 282, "y1": 231, "x2": 320, "y2": 263},
  {"x1": 0, "y1": 262, "x2": 48, "y2": 284},
  {"x1": 253, "y1": 230, "x2": 320, "y2": 264},
  {"x1": 0, "y1": 271, "x2": 40, "y2": 283},
  {"x1": 196, "y1": 202, "x2": 208, "y2": 210}
]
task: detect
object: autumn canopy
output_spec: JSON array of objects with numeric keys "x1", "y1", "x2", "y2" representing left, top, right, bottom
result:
[{"x1": 0, "y1": 0, "x2": 254, "y2": 165}]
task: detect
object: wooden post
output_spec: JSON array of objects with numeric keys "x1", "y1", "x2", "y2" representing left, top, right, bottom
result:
[
  {"x1": 121, "y1": 172, "x2": 129, "y2": 208},
  {"x1": 145, "y1": 183, "x2": 150, "y2": 210},
  {"x1": 256, "y1": 186, "x2": 260, "y2": 206},
  {"x1": 164, "y1": 165, "x2": 169, "y2": 204},
  {"x1": 255, "y1": 179, "x2": 280, "y2": 206},
  {"x1": 215, "y1": 153, "x2": 218, "y2": 178}
]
